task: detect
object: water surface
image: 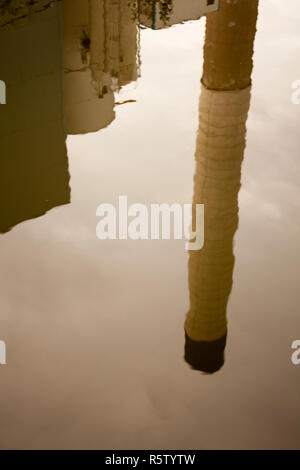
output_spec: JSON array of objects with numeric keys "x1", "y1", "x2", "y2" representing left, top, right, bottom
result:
[{"x1": 0, "y1": 0, "x2": 299, "y2": 449}]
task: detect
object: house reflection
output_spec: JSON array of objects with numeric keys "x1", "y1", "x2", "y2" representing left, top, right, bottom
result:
[{"x1": 184, "y1": 0, "x2": 259, "y2": 373}]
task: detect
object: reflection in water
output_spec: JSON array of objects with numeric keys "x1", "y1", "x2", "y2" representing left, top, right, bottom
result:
[
  {"x1": 0, "y1": 2, "x2": 70, "y2": 234},
  {"x1": 63, "y1": 0, "x2": 138, "y2": 134},
  {"x1": 0, "y1": 0, "x2": 299, "y2": 450},
  {"x1": 0, "y1": 0, "x2": 139, "y2": 232},
  {"x1": 134, "y1": 0, "x2": 219, "y2": 30},
  {"x1": 184, "y1": 0, "x2": 259, "y2": 373},
  {"x1": 129, "y1": 0, "x2": 173, "y2": 29},
  {"x1": 0, "y1": 0, "x2": 258, "y2": 370},
  {"x1": 0, "y1": 0, "x2": 216, "y2": 232}
]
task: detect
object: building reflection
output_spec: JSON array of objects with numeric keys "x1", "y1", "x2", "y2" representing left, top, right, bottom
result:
[
  {"x1": 0, "y1": 1, "x2": 70, "y2": 234},
  {"x1": 63, "y1": 0, "x2": 138, "y2": 134},
  {"x1": 184, "y1": 0, "x2": 259, "y2": 373},
  {"x1": 139, "y1": 0, "x2": 219, "y2": 30},
  {"x1": 0, "y1": 0, "x2": 219, "y2": 233},
  {"x1": 0, "y1": 0, "x2": 139, "y2": 233}
]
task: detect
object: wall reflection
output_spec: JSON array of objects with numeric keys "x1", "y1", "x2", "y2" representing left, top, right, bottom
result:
[
  {"x1": 0, "y1": 0, "x2": 139, "y2": 232},
  {"x1": 0, "y1": 1, "x2": 70, "y2": 234},
  {"x1": 63, "y1": 0, "x2": 138, "y2": 134}
]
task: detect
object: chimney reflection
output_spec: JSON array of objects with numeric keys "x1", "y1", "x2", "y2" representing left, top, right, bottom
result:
[{"x1": 184, "y1": 0, "x2": 259, "y2": 373}]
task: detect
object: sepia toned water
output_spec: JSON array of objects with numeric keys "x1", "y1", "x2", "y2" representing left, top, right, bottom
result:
[{"x1": 0, "y1": 0, "x2": 299, "y2": 449}]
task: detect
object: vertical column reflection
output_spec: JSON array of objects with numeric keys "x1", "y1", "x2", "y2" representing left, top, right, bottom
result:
[{"x1": 184, "y1": 0, "x2": 259, "y2": 372}]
